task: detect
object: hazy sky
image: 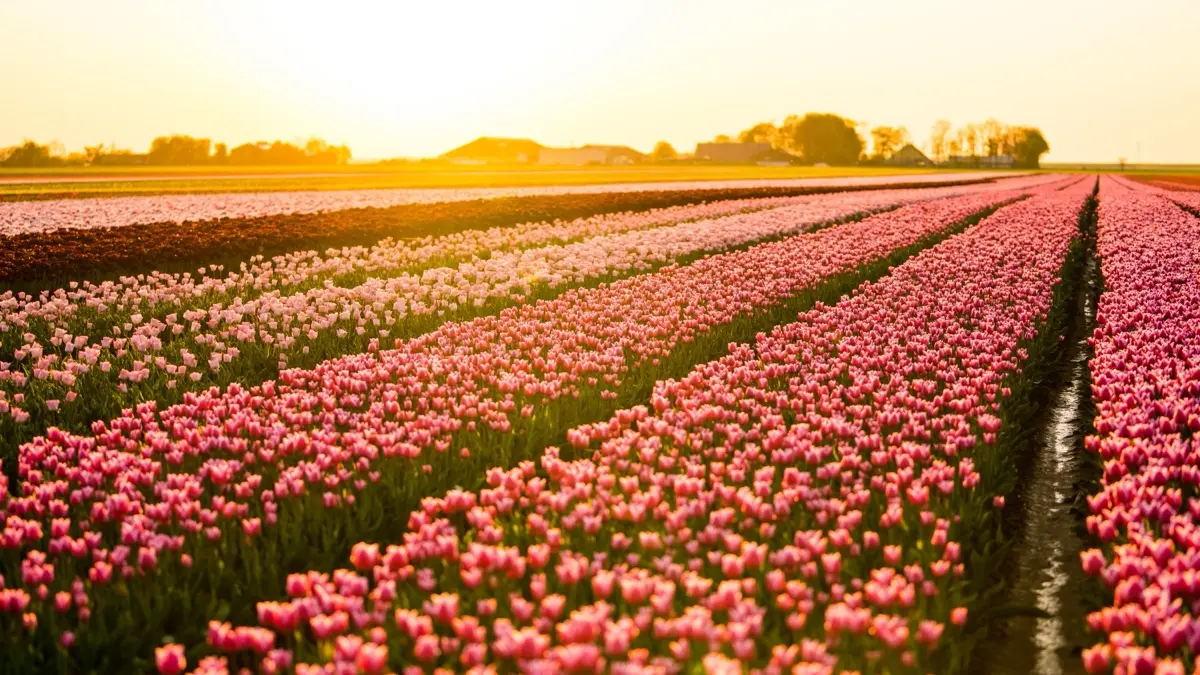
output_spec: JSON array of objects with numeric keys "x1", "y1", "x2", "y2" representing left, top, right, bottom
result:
[{"x1": 3, "y1": 0, "x2": 1198, "y2": 163}]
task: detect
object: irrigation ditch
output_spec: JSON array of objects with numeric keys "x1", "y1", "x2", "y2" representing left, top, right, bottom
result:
[{"x1": 976, "y1": 181, "x2": 1101, "y2": 675}]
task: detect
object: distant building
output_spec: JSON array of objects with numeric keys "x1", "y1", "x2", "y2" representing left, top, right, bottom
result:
[
  {"x1": 442, "y1": 137, "x2": 544, "y2": 164},
  {"x1": 538, "y1": 145, "x2": 646, "y2": 166},
  {"x1": 538, "y1": 147, "x2": 607, "y2": 166},
  {"x1": 753, "y1": 148, "x2": 802, "y2": 167},
  {"x1": 92, "y1": 152, "x2": 149, "y2": 166},
  {"x1": 885, "y1": 144, "x2": 935, "y2": 167},
  {"x1": 945, "y1": 154, "x2": 1015, "y2": 169},
  {"x1": 695, "y1": 142, "x2": 772, "y2": 164},
  {"x1": 581, "y1": 145, "x2": 645, "y2": 165}
]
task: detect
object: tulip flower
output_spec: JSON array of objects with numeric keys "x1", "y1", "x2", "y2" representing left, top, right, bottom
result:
[
  {"x1": 95, "y1": 178, "x2": 1102, "y2": 675},
  {"x1": 155, "y1": 644, "x2": 187, "y2": 675}
]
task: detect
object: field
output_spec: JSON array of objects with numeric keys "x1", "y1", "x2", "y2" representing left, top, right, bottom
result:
[
  {"x1": 1127, "y1": 173, "x2": 1200, "y2": 191},
  {"x1": 0, "y1": 165, "x2": 955, "y2": 201},
  {"x1": 1, "y1": 172, "x2": 1199, "y2": 675}
]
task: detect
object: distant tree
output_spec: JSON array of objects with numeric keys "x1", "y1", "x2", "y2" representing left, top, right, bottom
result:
[
  {"x1": 650, "y1": 141, "x2": 677, "y2": 162},
  {"x1": 929, "y1": 120, "x2": 951, "y2": 163},
  {"x1": 303, "y1": 138, "x2": 351, "y2": 164},
  {"x1": 964, "y1": 125, "x2": 983, "y2": 158},
  {"x1": 227, "y1": 138, "x2": 349, "y2": 166},
  {"x1": 779, "y1": 113, "x2": 863, "y2": 165},
  {"x1": 981, "y1": 118, "x2": 1014, "y2": 157},
  {"x1": 147, "y1": 135, "x2": 212, "y2": 165},
  {"x1": 84, "y1": 143, "x2": 108, "y2": 165},
  {"x1": 712, "y1": 134, "x2": 732, "y2": 143},
  {"x1": 228, "y1": 142, "x2": 269, "y2": 165},
  {"x1": 0, "y1": 141, "x2": 63, "y2": 167},
  {"x1": 1010, "y1": 127, "x2": 1050, "y2": 168},
  {"x1": 869, "y1": 125, "x2": 909, "y2": 160},
  {"x1": 1118, "y1": 157, "x2": 1127, "y2": 172},
  {"x1": 737, "y1": 122, "x2": 780, "y2": 147},
  {"x1": 212, "y1": 142, "x2": 228, "y2": 165},
  {"x1": 93, "y1": 148, "x2": 144, "y2": 166}
]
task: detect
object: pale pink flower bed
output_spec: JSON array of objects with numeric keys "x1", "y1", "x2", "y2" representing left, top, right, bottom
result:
[{"x1": 0, "y1": 173, "x2": 1011, "y2": 236}]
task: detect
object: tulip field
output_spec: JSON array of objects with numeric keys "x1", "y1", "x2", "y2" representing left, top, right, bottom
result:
[{"x1": 4, "y1": 172, "x2": 1200, "y2": 674}]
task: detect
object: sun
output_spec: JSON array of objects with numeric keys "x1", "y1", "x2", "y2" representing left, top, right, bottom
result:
[{"x1": 220, "y1": 2, "x2": 601, "y2": 154}]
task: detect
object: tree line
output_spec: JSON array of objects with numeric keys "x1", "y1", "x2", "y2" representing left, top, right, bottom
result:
[
  {"x1": 0, "y1": 135, "x2": 352, "y2": 168},
  {"x1": 648, "y1": 113, "x2": 1050, "y2": 168}
]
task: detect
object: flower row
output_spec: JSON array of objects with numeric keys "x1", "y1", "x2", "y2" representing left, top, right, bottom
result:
[
  {"x1": 1078, "y1": 178, "x2": 1200, "y2": 674},
  {"x1": 0, "y1": 173, "x2": 1005, "y2": 236},
  {"x1": 0, "y1": 184, "x2": 1059, "y2": 669},
  {"x1": 0, "y1": 178, "x2": 1017, "y2": 287},
  {"x1": 0, "y1": 180, "x2": 1056, "y2": 468},
  {"x1": 161, "y1": 179, "x2": 1095, "y2": 674}
]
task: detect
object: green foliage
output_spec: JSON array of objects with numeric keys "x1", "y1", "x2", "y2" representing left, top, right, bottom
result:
[
  {"x1": 0, "y1": 141, "x2": 64, "y2": 168},
  {"x1": 869, "y1": 125, "x2": 910, "y2": 160},
  {"x1": 147, "y1": 135, "x2": 213, "y2": 166},
  {"x1": 737, "y1": 122, "x2": 781, "y2": 147},
  {"x1": 4, "y1": 136, "x2": 351, "y2": 168},
  {"x1": 650, "y1": 140, "x2": 677, "y2": 162},
  {"x1": 228, "y1": 139, "x2": 351, "y2": 166},
  {"x1": 938, "y1": 119, "x2": 1050, "y2": 168},
  {"x1": 1011, "y1": 127, "x2": 1051, "y2": 168},
  {"x1": 728, "y1": 115, "x2": 865, "y2": 165},
  {"x1": 780, "y1": 113, "x2": 865, "y2": 165}
]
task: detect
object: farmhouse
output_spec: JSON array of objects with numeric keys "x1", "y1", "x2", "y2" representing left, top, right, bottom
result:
[
  {"x1": 946, "y1": 154, "x2": 1015, "y2": 169},
  {"x1": 979, "y1": 154, "x2": 1015, "y2": 168},
  {"x1": 538, "y1": 145, "x2": 645, "y2": 166},
  {"x1": 694, "y1": 141, "x2": 773, "y2": 164},
  {"x1": 753, "y1": 148, "x2": 801, "y2": 167},
  {"x1": 582, "y1": 145, "x2": 645, "y2": 165},
  {"x1": 886, "y1": 144, "x2": 935, "y2": 167},
  {"x1": 441, "y1": 137, "x2": 544, "y2": 164}
]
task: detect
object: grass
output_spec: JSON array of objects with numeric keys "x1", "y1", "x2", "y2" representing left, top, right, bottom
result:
[{"x1": 0, "y1": 164, "x2": 973, "y2": 200}]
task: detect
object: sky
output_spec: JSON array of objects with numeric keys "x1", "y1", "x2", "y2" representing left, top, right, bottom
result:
[{"x1": 2, "y1": 0, "x2": 1199, "y2": 163}]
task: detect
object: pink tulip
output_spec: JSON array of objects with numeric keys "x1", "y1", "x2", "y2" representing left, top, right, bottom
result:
[{"x1": 155, "y1": 644, "x2": 187, "y2": 675}]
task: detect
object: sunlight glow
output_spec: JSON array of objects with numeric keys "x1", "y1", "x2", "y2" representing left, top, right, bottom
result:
[{"x1": 2, "y1": 0, "x2": 1199, "y2": 162}]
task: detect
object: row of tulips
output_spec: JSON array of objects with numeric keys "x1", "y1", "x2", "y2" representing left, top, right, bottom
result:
[
  {"x1": 0, "y1": 173, "x2": 1006, "y2": 236},
  {"x1": 1078, "y1": 178, "x2": 1200, "y2": 674},
  {"x1": 1, "y1": 175, "x2": 1058, "y2": 342},
  {"x1": 1, "y1": 182, "x2": 1010, "y2": 286},
  {"x1": 0, "y1": 179, "x2": 1063, "y2": 476},
  {"x1": 143, "y1": 178, "x2": 1097, "y2": 674},
  {"x1": 0, "y1": 182, "x2": 1073, "y2": 671},
  {"x1": 1113, "y1": 173, "x2": 1200, "y2": 214},
  {"x1": 2, "y1": 192, "x2": 827, "y2": 311},
  {"x1": 0, "y1": 192, "x2": 827, "y2": 448}
]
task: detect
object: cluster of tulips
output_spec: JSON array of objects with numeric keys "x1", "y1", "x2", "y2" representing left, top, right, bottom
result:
[
  {"x1": 0, "y1": 173, "x2": 1002, "y2": 236},
  {"x1": 1078, "y1": 178, "x2": 1200, "y2": 674},
  {"x1": 0, "y1": 177, "x2": 1090, "y2": 671},
  {"x1": 144, "y1": 180, "x2": 1094, "y2": 674},
  {"x1": 1114, "y1": 173, "x2": 1200, "y2": 213},
  {"x1": 0, "y1": 180, "x2": 1022, "y2": 287},
  {"x1": 0, "y1": 180, "x2": 1060, "y2": 471}
]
